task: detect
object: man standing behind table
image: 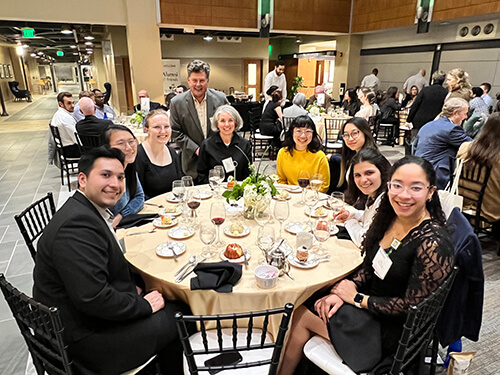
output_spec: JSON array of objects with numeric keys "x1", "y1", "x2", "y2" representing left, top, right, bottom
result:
[
  {"x1": 264, "y1": 60, "x2": 287, "y2": 101},
  {"x1": 170, "y1": 59, "x2": 228, "y2": 180},
  {"x1": 76, "y1": 97, "x2": 114, "y2": 144},
  {"x1": 480, "y1": 82, "x2": 493, "y2": 110},
  {"x1": 307, "y1": 85, "x2": 332, "y2": 112},
  {"x1": 49, "y1": 92, "x2": 80, "y2": 159},
  {"x1": 360, "y1": 68, "x2": 380, "y2": 92},
  {"x1": 93, "y1": 88, "x2": 116, "y2": 120},
  {"x1": 33, "y1": 146, "x2": 191, "y2": 374},
  {"x1": 403, "y1": 68, "x2": 427, "y2": 95}
]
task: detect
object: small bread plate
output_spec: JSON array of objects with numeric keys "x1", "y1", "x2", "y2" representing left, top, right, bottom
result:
[
  {"x1": 288, "y1": 254, "x2": 319, "y2": 269},
  {"x1": 269, "y1": 241, "x2": 293, "y2": 257},
  {"x1": 329, "y1": 224, "x2": 340, "y2": 236},
  {"x1": 220, "y1": 248, "x2": 251, "y2": 263},
  {"x1": 305, "y1": 207, "x2": 328, "y2": 218},
  {"x1": 273, "y1": 190, "x2": 292, "y2": 200},
  {"x1": 194, "y1": 190, "x2": 213, "y2": 200},
  {"x1": 153, "y1": 217, "x2": 178, "y2": 229},
  {"x1": 285, "y1": 185, "x2": 302, "y2": 193},
  {"x1": 166, "y1": 194, "x2": 182, "y2": 204},
  {"x1": 159, "y1": 206, "x2": 182, "y2": 217},
  {"x1": 168, "y1": 226, "x2": 195, "y2": 240},
  {"x1": 156, "y1": 241, "x2": 187, "y2": 258},
  {"x1": 285, "y1": 221, "x2": 312, "y2": 235},
  {"x1": 224, "y1": 224, "x2": 251, "y2": 238}
]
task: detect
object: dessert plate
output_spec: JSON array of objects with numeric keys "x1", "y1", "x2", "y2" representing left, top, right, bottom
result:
[{"x1": 220, "y1": 248, "x2": 251, "y2": 263}]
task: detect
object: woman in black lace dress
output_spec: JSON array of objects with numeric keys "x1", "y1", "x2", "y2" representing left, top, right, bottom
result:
[{"x1": 279, "y1": 156, "x2": 454, "y2": 374}]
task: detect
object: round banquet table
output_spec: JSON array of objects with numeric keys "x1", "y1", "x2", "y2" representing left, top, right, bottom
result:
[{"x1": 118, "y1": 185, "x2": 363, "y2": 336}]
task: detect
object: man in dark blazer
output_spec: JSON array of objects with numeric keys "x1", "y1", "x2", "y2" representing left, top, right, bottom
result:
[
  {"x1": 75, "y1": 97, "x2": 113, "y2": 144},
  {"x1": 133, "y1": 89, "x2": 165, "y2": 112},
  {"x1": 33, "y1": 146, "x2": 189, "y2": 374},
  {"x1": 170, "y1": 59, "x2": 228, "y2": 180}
]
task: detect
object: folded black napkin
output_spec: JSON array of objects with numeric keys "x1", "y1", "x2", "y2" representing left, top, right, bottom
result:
[
  {"x1": 190, "y1": 261, "x2": 242, "y2": 293},
  {"x1": 117, "y1": 213, "x2": 158, "y2": 229},
  {"x1": 335, "y1": 226, "x2": 352, "y2": 241}
]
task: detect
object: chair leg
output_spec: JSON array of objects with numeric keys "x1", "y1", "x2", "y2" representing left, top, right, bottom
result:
[{"x1": 429, "y1": 331, "x2": 439, "y2": 375}]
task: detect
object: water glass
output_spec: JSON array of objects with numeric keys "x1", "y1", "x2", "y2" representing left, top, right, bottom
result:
[
  {"x1": 329, "y1": 192, "x2": 345, "y2": 223},
  {"x1": 274, "y1": 200, "x2": 289, "y2": 240},
  {"x1": 313, "y1": 219, "x2": 330, "y2": 256},
  {"x1": 200, "y1": 223, "x2": 217, "y2": 258}
]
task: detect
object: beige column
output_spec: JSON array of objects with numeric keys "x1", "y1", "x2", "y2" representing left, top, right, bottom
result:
[
  {"x1": 333, "y1": 35, "x2": 363, "y2": 98},
  {"x1": 124, "y1": 0, "x2": 164, "y2": 104}
]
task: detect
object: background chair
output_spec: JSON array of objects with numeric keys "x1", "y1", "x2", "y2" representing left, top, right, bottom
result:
[
  {"x1": 50, "y1": 125, "x2": 79, "y2": 192},
  {"x1": 8, "y1": 81, "x2": 32, "y2": 102},
  {"x1": 303, "y1": 267, "x2": 458, "y2": 375},
  {"x1": 323, "y1": 118, "x2": 343, "y2": 154},
  {"x1": 368, "y1": 111, "x2": 381, "y2": 142},
  {"x1": 282, "y1": 116, "x2": 294, "y2": 134},
  {"x1": 14, "y1": 192, "x2": 56, "y2": 262},
  {"x1": 249, "y1": 106, "x2": 275, "y2": 161},
  {"x1": 176, "y1": 303, "x2": 294, "y2": 374},
  {"x1": 75, "y1": 132, "x2": 102, "y2": 153}
]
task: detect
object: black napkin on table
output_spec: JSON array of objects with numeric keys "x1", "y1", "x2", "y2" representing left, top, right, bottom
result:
[
  {"x1": 335, "y1": 226, "x2": 352, "y2": 241},
  {"x1": 190, "y1": 261, "x2": 242, "y2": 293},
  {"x1": 117, "y1": 213, "x2": 158, "y2": 229}
]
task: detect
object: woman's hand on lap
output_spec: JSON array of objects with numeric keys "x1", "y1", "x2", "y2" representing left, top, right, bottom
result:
[
  {"x1": 314, "y1": 294, "x2": 344, "y2": 322},
  {"x1": 331, "y1": 279, "x2": 357, "y2": 304}
]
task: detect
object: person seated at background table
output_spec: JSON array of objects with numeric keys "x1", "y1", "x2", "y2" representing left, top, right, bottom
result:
[
  {"x1": 341, "y1": 88, "x2": 361, "y2": 116},
  {"x1": 379, "y1": 86, "x2": 401, "y2": 144},
  {"x1": 76, "y1": 97, "x2": 114, "y2": 145},
  {"x1": 401, "y1": 85, "x2": 419, "y2": 109},
  {"x1": 277, "y1": 115, "x2": 330, "y2": 193},
  {"x1": 134, "y1": 89, "x2": 165, "y2": 112},
  {"x1": 457, "y1": 112, "x2": 500, "y2": 231},
  {"x1": 72, "y1": 90, "x2": 95, "y2": 122},
  {"x1": 164, "y1": 92, "x2": 177, "y2": 111},
  {"x1": 355, "y1": 87, "x2": 378, "y2": 120},
  {"x1": 105, "y1": 125, "x2": 145, "y2": 228},
  {"x1": 414, "y1": 97, "x2": 472, "y2": 189},
  {"x1": 93, "y1": 88, "x2": 117, "y2": 120},
  {"x1": 283, "y1": 92, "x2": 309, "y2": 118},
  {"x1": 308, "y1": 85, "x2": 332, "y2": 112},
  {"x1": 260, "y1": 85, "x2": 284, "y2": 148},
  {"x1": 468, "y1": 86, "x2": 489, "y2": 117},
  {"x1": 33, "y1": 146, "x2": 192, "y2": 374},
  {"x1": 197, "y1": 105, "x2": 252, "y2": 184},
  {"x1": 278, "y1": 155, "x2": 454, "y2": 375},
  {"x1": 446, "y1": 68, "x2": 472, "y2": 102},
  {"x1": 136, "y1": 109, "x2": 183, "y2": 199},
  {"x1": 334, "y1": 149, "x2": 391, "y2": 247}
]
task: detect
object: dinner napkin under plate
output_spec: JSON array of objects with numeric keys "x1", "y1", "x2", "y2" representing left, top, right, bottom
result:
[
  {"x1": 117, "y1": 213, "x2": 158, "y2": 229},
  {"x1": 190, "y1": 261, "x2": 242, "y2": 293}
]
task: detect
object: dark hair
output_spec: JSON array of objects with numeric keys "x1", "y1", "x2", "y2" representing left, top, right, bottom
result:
[
  {"x1": 276, "y1": 60, "x2": 285, "y2": 67},
  {"x1": 361, "y1": 155, "x2": 445, "y2": 256},
  {"x1": 380, "y1": 86, "x2": 398, "y2": 106},
  {"x1": 338, "y1": 117, "x2": 378, "y2": 187},
  {"x1": 345, "y1": 149, "x2": 391, "y2": 208},
  {"x1": 105, "y1": 125, "x2": 138, "y2": 197},
  {"x1": 465, "y1": 112, "x2": 500, "y2": 169},
  {"x1": 372, "y1": 68, "x2": 378, "y2": 75},
  {"x1": 92, "y1": 89, "x2": 102, "y2": 95},
  {"x1": 471, "y1": 86, "x2": 484, "y2": 98},
  {"x1": 78, "y1": 145, "x2": 124, "y2": 176},
  {"x1": 177, "y1": 84, "x2": 188, "y2": 91},
  {"x1": 345, "y1": 88, "x2": 358, "y2": 102},
  {"x1": 165, "y1": 92, "x2": 176, "y2": 109},
  {"x1": 57, "y1": 92, "x2": 72, "y2": 104},
  {"x1": 409, "y1": 85, "x2": 419, "y2": 97},
  {"x1": 480, "y1": 82, "x2": 491, "y2": 92},
  {"x1": 282, "y1": 115, "x2": 322, "y2": 156},
  {"x1": 271, "y1": 90, "x2": 282, "y2": 102},
  {"x1": 187, "y1": 59, "x2": 210, "y2": 79}
]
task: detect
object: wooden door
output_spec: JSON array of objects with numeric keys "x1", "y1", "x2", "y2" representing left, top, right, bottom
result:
[
  {"x1": 244, "y1": 60, "x2": 262, "y2": 100},
  {"x1": 122, "y1": 57, "x2": 134, "y2": 111},
  {"x1": 315, "y1": 60, "x2": 325, "y2": 86}
]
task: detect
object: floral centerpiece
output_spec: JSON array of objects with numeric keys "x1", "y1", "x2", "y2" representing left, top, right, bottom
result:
[
  {"x1": 306, "y1": 102, "x2": 325, "y2": 117},
  {"x1": 130, "y1": 110, "x2": 146, "y2": 128},
  {"x1": 222, "y1": 146, "x2": 278, "y2": 219}
]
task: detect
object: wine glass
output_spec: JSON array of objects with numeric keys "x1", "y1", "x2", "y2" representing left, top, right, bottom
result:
[
  {"x1": 214, "y1": 165, "x2": 225, "y2": 185},
  {"x1": 313, "y1": 219, "x2": 330, "y2": 256},
  {"x1": 310, "y1": 173, "x2": 323, "y2": 192},
  {"x1": 254, "y1": 206, "x2": 271, "y2": 227},
  {"x1": 274, "y1": 200, "x2": 289, "y2": 240},
  {"x1": 296, "y1": 170, "x2": 310, "y2": 206},
  {"x1": 304, "y1": 188, "x2": 319, "y2": 226},
  {"x1": 186, "y1": 188, "x2": 201, "y2": 227},
  {"x1": 182, "y1": 176, "x2": 194, "y2": 189},
  {"x1": 208, "y1": 169, "x2": 219, "y2": 196},
  {"x1": 199, "y1": 223, "x2": 217, "y2": 258},
  {"x1": 257, "y1": 226, "x2": 275, "y2": 264},
  {"x1": 172, "y1": 180, "x2": 186, "y2": 202},
  {"x1": 329, "y1": 192, "x2": 345, "y2": 224},
  {"x1": 210, "y1": 201, "x2": 226, "y2": 248}
]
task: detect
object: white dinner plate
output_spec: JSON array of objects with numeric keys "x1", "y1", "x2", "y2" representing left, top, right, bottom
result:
[
  {"x1": 288, "y1": 254, "x2": 319, "y2": 269},
  {"x1": 194, "y1": 190, "x2": 213, "y2": 200},
  {"x1": 305, "y1": 207, "x2": 328, "y2": 218},
  {"x1": 285, "y1": 222, "x2": 312, "y2": 235},
  {"x1": 285, "y1": 185, "x2": 302, "y2": 193},
  {"x1": 168, "y1": 226, "x2": 195, "y2": 240},
  {"x1": 220, "y1": 248, "x2": 251, "y2": 263},
  {"x1": 156, "y1": 242, "x2": 187, "y2": 258},
  {"x1": 224, "y1": 224, "x2": 251, "y2": 238},
  {"x1": 166, "y1": 194, "x2": 182, "y2": 204},
  {"x1": 159, "y1": 206, "x2": 182, "y2": 217},
  {"x1": 153, "y1": 217, "x2": 178, "y2": 229}
]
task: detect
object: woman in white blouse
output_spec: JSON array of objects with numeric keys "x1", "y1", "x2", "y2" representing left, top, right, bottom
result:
[
  {"x1": 334, "y1": 148, "x2": 391, "y2": 247},
  {"x1": 354, "y1": 87, "x2": 379, "y2": 120}
]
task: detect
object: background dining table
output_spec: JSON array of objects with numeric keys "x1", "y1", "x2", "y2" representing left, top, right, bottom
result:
[{"x1": 118, "y1": 185, "x2": 363, "y2": 336}]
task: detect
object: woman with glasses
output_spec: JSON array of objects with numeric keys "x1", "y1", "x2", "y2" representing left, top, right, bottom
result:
[
  {"x1": 279, "y1": 156, "x2": 454, "y2": 375},
  {"x1": 135, "y1": 109, "x2": 183, "y2": 199},
  {"x1": 334, "y1": 149, "x2": 391, "y2": 247},
  {"x1": 105, "y1": 125, "x2": 145, "y2": 228},
  {"x1": 276, "y1": 115, "x2": 330, "y2": 192},
  {"x1": 197, "y1": 105, "x2": 252, "y2": 184}
]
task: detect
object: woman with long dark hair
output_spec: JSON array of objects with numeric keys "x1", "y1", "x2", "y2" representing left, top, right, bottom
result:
[
  {"x1": 342, "y1": 88, "x2": 361, "y2": 116},
  {"x1": 379, "y1": 86, "x2": 402, "y2": 145},
  {"x1": 277, "y1": 115, "x2": 330, "y2": 193},
  {"x1": 260, "y1": 85, "x2": 284, "y2": 147},
  {"x1": 278, "y1": 156, "x2": 454, "y2": 375},
  {"x1": 401, "y1": 85, "x2": 419, "y2": 109},
  {"x1": 105, "y1": 125, "x2": 145, "y2": 228},
  {"x1": 355, "y1": 87, "x2": 378, "y2": 120}
]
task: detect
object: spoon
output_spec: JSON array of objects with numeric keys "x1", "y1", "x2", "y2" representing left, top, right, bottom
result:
[
  {"x1": 127, "y1": 227, "x2": 157, "y2": 236},
  {"x1": 175, "y1": 256, "x2": 197, "y2": 276},
  {"x1": 145, "y1": 202, "x2": 164, "y2": 208}
]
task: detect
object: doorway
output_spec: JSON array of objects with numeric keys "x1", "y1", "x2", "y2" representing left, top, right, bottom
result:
[{"x1": 244, "y1": 60, "x2": 262, "y2": 100}]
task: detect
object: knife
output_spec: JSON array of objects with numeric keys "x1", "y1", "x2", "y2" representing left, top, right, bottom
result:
[{"x1": 176, "y1": 258, "x2": 207, "y2": 283}]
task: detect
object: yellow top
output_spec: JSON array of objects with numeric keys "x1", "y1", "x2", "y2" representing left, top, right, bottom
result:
[{"x1": 276, "y1": 147, "x2": 330, "y2": 193}]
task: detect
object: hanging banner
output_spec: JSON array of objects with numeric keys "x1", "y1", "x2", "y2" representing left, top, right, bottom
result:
[{"x1": 162, "y1": 59, "x2": 181, "y2": 93}]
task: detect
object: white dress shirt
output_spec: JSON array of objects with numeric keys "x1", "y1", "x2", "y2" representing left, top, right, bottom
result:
[
  {"x1": 192, "y1": 92, "x2": 208, "y2": 138},
  {"x1": 482, "y1": 93, "x2": 492, "y2": 108},
  {"x1": 360, "y1": 73, "x2": 380, "y2": 92},
  {"x1": 50, "y1": 107, "x2": 77, "y2": 146},
  {"x1": 264, "y1": 70, "x2": 287, "y2": 101},
  {"x1": 344, "y1": 193, "x2": 384, "y2": 248}
]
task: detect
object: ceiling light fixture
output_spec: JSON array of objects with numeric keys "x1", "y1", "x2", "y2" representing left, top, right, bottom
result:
[
  {"x1": 73, "y1": 52, "x2": 79, "y2": 55},
  {"x1": 85, "y1": 41, "x2": 93, "y2": 46},
  {"x1": 84, "y1": 34, "x2": 95, "y2": 40},
  {"x1": 61, "y1": 24, "x2": 73, "y2": 34},
  {"x1": 30, "y1": 53, "x2": 37, "y2": 57},
  {"x1": 70, "y1": 45, "x2": 77, "y2": 49},
  {"x1": 203, "y1": 35, "x2": 213, "y2": 42},
  {"x1": 37, "y1": 51, "x2": 43, "y2": 55},
  {"x1": 23, "y1": 44, "x2": 29, "y2": 48}
]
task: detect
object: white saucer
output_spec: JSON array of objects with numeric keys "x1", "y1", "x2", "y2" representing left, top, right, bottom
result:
[
  {"x1": 288, "y1": 254, "x2": 319, "y2": 269},
  {"x1": 153, "y1": 217, "x2": 177, "y2": 229},
  {"x1": 156, "y1": 242, "x2": 187, "y2": 258},
  {"x1": 224, "y1": 225, "x2": 250, "y2": 238},
  {"x1": 220, "y1": 248, "x2": 251, "y2": 263},
  {"x1": 168, "y1": 226, "x2": 195, "y2": 240}
]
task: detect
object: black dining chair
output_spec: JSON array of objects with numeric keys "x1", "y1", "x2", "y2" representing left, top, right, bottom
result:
[
  {"x1": 323, "y1": 118, "x2": 344, "y2": 154},
  {"x1": 249, "y1": 106, "x2": 275, "y2": 161},
  {"x1": 176, "y1": 303, "x2": 294, "y2": 374},
  {"x1": 75, "y1": 132, "x2": 102, "y2": 153},
  {"x1": 8, "y1": 81, "x2": 32, "y2": 102},
  {"x1": 50, "y1": 125, "x2": 79, "y2": 192},
  {"x1": 14, "y1": 192, "x2": 56, "y2": 261}
]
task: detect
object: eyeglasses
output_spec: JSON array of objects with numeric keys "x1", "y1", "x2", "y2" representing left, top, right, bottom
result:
[
  {"x1": 387, "y1": 181, "x2": 431, "y2": 195},
  {"x1": 294, "y1": 129, "x2": 314, "y2": 136},
  {"x1": 342, "y1": 129, "x2": 360, "y2": 140},
  {"x1": 112, "y1": 139, "x2": 137, "y2": 148}
]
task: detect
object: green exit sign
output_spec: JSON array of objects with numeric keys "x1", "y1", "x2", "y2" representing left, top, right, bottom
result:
[
  {"x1": 57, "y1": 51, "x2": 64, "y2": 57},
  {"x1": 22, "y1": 28, "x2": 35, "y2": 38}
]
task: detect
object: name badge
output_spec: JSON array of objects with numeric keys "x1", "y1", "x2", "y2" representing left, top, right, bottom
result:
[
  {"x1": 222, "y1": 157, "x2": 235, "y2": 173},
  {"x1": 372, "y1": 247, "x2": 393, "y2": 280}
]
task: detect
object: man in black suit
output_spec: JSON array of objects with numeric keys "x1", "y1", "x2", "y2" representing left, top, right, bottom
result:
[
  {"x1": 33, "y1": 146, "x2": 190, "y2": 374},
  {"x1": 134, "y1": 89, "x2": 164, "y2": 112},
  {"x1": 76, "y1": 97, "x2": 113, "y2": 145}
]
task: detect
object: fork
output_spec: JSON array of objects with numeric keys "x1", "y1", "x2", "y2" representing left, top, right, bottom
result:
[{"x1": 145, "y1": 202, "x2": 164, "y2": 208}]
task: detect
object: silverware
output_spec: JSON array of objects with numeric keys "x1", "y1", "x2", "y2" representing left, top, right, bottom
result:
[
  {"x1": 242, "y1": 250, "x2": 249, "y2": 269},
  {"x1": 175, "y1": 255, "x2": 197, "y2": 276},
  {"x1": 176, "y1": 258, "x2": 207, "y2": 283},
  {"x1": 126, "y1": 228, "x2": 157, "y2": 236},
  {"x1": 145, "y1": 202, "x2": 164, "y2": 208},
  {"x1": 284, "y1": 270, "x2": 294, "y2": 280}
]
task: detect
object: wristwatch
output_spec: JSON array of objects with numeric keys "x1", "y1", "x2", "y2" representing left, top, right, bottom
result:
[{"x1": 354, "y1": 293, "x2": 364, "y2": 308}]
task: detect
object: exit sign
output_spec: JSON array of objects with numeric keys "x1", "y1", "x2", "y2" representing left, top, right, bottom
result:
[
  {"x1": 57, "y1": 51, "x2": 64, "y2": 57},
  {"x1": 22, "y1": 28, "x2": 35, "y2": 38}
]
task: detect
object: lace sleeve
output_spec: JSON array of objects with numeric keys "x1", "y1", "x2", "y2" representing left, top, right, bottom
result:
[
  {"x1": 367, "y1": 224, "x2": 454, "y2": 316},
  {"x1": 349, "y1": 256, "x2": 373, "y2": 290}
]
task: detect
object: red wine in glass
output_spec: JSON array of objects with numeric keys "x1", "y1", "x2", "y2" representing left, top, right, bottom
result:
[
  {"x1": 211, "y1": 217, "x2": 225, "y2": 226},
  {"x1": 187, "y1": 201, "x2": 200, "y2": 210},
  {"x1": 298, "y1": 178, "x2": 310, "y2": 188}
]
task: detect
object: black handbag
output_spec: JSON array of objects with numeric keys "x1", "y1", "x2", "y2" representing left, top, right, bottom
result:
[{"x1": 327, "y1": 303, "x2": 382, "y2": 373}]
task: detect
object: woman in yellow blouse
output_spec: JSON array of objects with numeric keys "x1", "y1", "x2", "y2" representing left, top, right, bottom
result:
[{"x1": 277, "y1": 115, "x2": 330, "y2": 193}]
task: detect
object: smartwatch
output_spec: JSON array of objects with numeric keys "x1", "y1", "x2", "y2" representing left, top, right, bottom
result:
[{"x1": 354, "y1": 293, "x2": 364, "y2": 308}]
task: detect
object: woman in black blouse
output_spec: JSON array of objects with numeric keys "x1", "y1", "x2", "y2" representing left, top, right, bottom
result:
[
  {"x1": 197, "y1": 105, "x2": 252, "y2": 184},
  {"x1": 260, "y1": 85, "x2": 284, "y2": 147},
  {"x1": 135, "y1": 109, "x2": 183, "y2": 199},
  {"x1": 342, "y1": 88, "x2": 361, "y2": 116},
  {"x1": 279, "y1": 155, "x2": 454, "y2": 374},
  {"x1": 379, "y1": 86, "x2": 401, "y2": 144}
]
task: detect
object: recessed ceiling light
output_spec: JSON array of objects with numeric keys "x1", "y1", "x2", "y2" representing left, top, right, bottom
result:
[
  {"x1": 70, "y1": 45, "x2": 77, "y2": 49},
  {"x1": 61, "y1": 24, "x2": 73, "y2": 34},
  {"x1": 30, "y1": 53, "x2": 37, "y2": 57},
  {"x1": 203, "y1": 35, "x2": 213, "y2": 42},
  {"x1": 85, "y1": 41, "x2": 93, "y2": 46},
  {"x1": 87, "y1": 50, "x2": 93, "y2": 54},
  {"x1": 84, "y1": 34, "x2": 95, "y2": 40},
  {"x1": 73, "y1": 52, "x2": 79, "y2": 55},
  {"x1": 37, "y1": 51, "x2": 43, "y2": 55}
]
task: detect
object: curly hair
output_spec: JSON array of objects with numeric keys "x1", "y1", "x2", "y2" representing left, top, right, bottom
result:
[
  {"x1": 282, "y1": 115, "x2": 322, "y2": 156},
  {"x1": 447, "y1": 68, "x2": 472, "y2": 90},
  {"x1": 360, "y1": 155, "x2": 446, "y2": 256},
  {"x1": 465, "y1": 112, "x2": 500, "y2": 169}
]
